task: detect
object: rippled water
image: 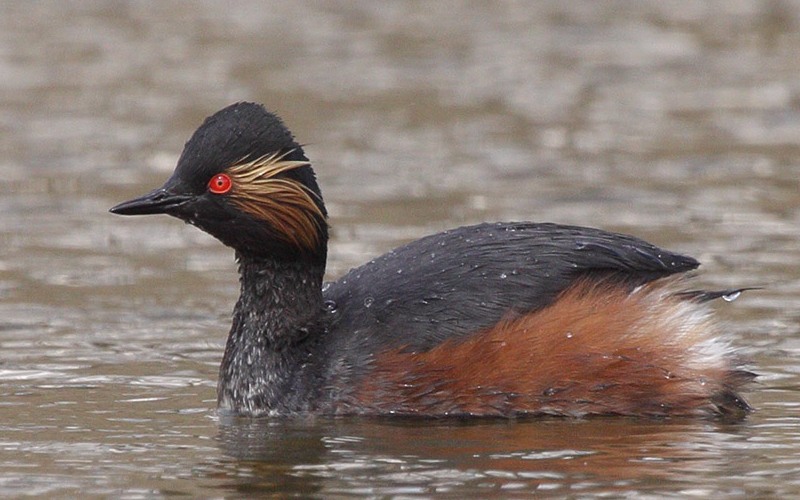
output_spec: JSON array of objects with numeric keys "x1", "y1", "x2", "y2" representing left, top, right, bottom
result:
[{"x1": 1, "y1": 1, "x2": 799, "y2": 497}]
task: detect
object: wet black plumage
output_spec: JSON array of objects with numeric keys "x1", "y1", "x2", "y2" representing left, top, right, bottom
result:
[
  {"x1": 323, "y1": 221, "x2": 698, "y2": 352},
  {"x1": 111, "y1": 102, "x2": 753, "y2": 418}
]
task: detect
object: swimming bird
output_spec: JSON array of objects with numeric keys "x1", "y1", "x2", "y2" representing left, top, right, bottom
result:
[{"x1": 110, "y1": 102, "x2": 753, "y2": 418}]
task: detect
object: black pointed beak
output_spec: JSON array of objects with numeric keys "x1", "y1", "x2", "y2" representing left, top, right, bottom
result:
[{"x1": 110, "y1": 186, "x2": 194, "y2": 216}]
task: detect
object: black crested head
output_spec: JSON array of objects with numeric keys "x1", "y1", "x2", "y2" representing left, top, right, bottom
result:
[
  {"x1": 110, "y1": 102, "x2": 328, "y2": 264},
  {"x1": 173, "y1": 103, "x2": 314, "y2": 192}
]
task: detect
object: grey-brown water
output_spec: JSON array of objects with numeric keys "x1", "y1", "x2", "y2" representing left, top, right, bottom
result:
[{"x1": 2, "y1": 1, "x2": 799, "y2": 497}]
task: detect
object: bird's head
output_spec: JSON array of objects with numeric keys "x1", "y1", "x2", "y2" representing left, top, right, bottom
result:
[{"x1": 111, "y1": 102, "x2": 328, "y2": 264}]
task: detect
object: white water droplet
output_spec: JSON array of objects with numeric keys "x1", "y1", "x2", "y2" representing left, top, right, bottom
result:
[
  {"x1": 722, "y1": 291, "x2": 741, "y2": 302},
  {"x1": 500, "y1": 273, "x2": 507, "y2": 279},
  {"x1": 364, "y1": 297, "x2": 374, "y2": 308},
  {"x1": 565, "y1": 332, "x2": 573, "y2": 339}
]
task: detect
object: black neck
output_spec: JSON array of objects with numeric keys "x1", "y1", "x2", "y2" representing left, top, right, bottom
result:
[{"x1": 217, "y1": 253, "x2": 325, "y2": 415}]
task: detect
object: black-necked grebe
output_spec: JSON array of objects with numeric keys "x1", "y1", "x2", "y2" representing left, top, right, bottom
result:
[{"x1": 110, "y1": 102, "x2": 753, "y2": 418}]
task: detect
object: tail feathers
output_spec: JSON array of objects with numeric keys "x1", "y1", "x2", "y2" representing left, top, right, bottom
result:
[
  {"x1": 676, "y1": 287, "x2": 761, "y2": 303},
  {"x1": 676, "y1": 287, "x2": 758, "y2": 418}
]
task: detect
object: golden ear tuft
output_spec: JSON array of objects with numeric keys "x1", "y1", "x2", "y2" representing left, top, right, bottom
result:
[{"x1": 226, "y1": 151, "x2": 326, "y2": 250}]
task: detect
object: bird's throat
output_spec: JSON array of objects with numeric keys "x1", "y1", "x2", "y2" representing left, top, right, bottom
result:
[{"x1": 216, "y1": 253, "x2": 325, "y2": 415}]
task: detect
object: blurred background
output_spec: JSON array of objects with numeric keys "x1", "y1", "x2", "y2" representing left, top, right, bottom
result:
[{"x1": 1, "y1": 1, "x2": 798, "y2": 497}]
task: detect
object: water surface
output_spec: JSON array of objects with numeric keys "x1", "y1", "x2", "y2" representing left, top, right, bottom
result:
[{"x1": 1, "y1": 1, "x2": 799, "y2": 497}]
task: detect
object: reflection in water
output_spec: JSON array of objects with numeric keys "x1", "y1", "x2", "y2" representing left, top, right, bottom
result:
[
  {"x1": 216, "y1": 416, "x2": 751, "y2": 496},
  {"x1": 215, "y1": 416, "x2": 330, "y2": 496}
]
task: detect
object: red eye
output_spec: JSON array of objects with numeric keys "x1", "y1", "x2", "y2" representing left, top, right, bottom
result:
[{"x1": 208, "y1": 173, "x2": 232, "y2": 194}]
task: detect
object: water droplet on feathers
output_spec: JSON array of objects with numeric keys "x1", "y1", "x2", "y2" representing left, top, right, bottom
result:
[{"x1": 722, "y1": 291, "x2": 741, "y2": 302}]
